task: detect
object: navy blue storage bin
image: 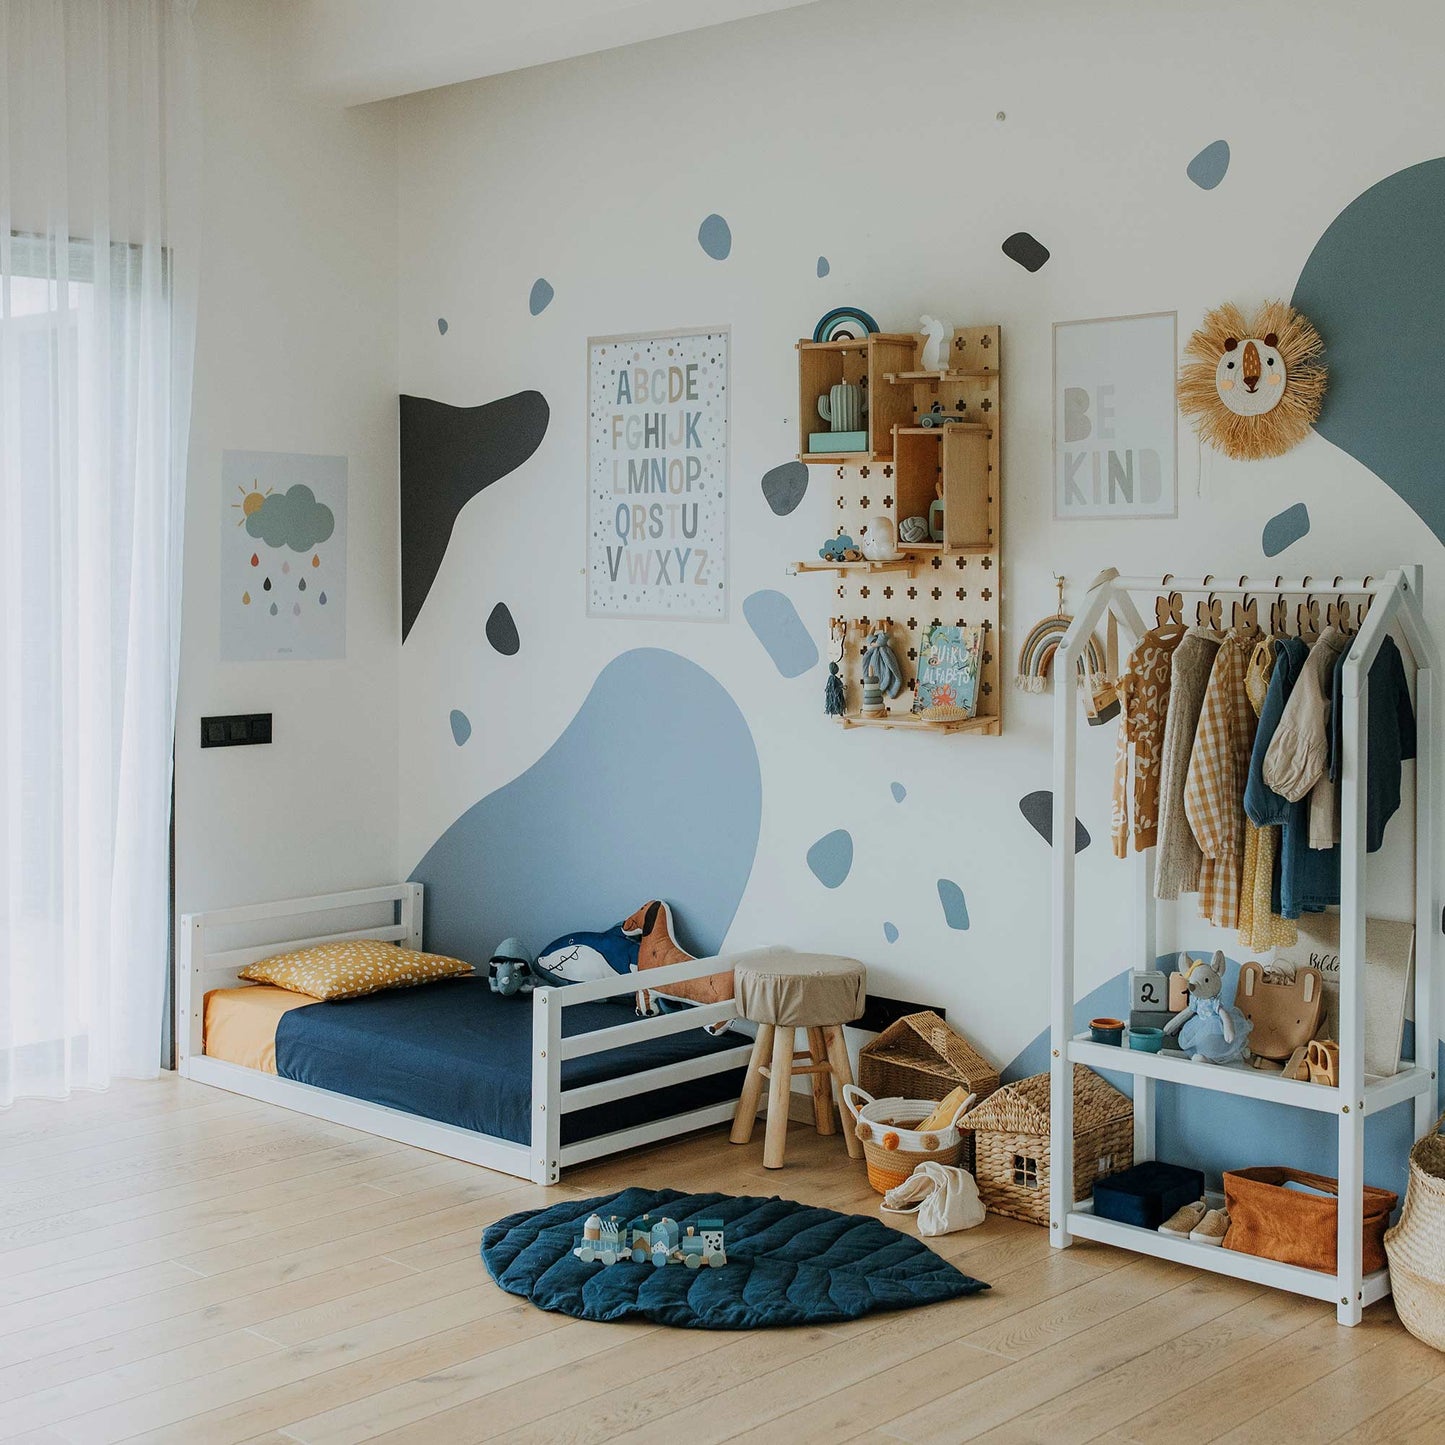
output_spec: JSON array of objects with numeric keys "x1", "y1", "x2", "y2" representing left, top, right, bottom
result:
[{"x1": 1092, "y1": 1161, "x2": 1204, "y2": 1230}]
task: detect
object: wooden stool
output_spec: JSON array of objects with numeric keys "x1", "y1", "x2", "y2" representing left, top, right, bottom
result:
[{"x1": 728, "y1": 949, "x2": 866, "y2": 1168}]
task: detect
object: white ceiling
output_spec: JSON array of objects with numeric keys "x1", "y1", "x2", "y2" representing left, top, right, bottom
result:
[{"x1": 276, "y1": 0, "x2": 820, "y2": 106}]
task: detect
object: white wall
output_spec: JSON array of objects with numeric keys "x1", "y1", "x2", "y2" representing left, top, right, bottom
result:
[
  {"x1": 391, "y1": 0, "x2": 1444, "y2": 1081},
  {"x1": 174, "y1": 1, "x2": 400, "y2": 935}
]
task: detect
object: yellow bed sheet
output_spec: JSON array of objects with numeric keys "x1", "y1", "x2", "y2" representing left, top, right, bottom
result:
[{"x1": 204, "y1": 984, "x2": 316, "y2": 1074}]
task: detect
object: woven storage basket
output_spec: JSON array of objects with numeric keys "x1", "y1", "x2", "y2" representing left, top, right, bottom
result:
[
  {"x1": 842, "y1": 1085, "x2": 973, "y2": 1194},
  {"x1": 858, "y1": 1011, "x2": 999, "y2": 1172},
  {"x1": 1385, "y1": 1108, "x2": 1445, "y2": 1351},
  {"x1": 960, "y1": 1066, "x2": 1133, "y2": 1226}
]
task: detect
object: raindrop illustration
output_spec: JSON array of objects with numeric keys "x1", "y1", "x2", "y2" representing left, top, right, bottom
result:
[
  {"x1": 263, "y1": 577, "x2": 272, "y2": 591},
  {"x1": 250, "y1": 553, "x2": 259, "y2": 567},
  {"x1": 298, "y1": 578, "x2": 306, "y2": 592},
  {"x1": 241, "y1": 591, "x2": 251, "y2": 605},
  {"x1": 311, "y1": 553, "x2": 320, "y2": 567},
  {"x1": 269, "y1": 602, "x2": 278, "y2": 616},
  {"x1": 319, "y1": 591, "x2": 328, "y2": 605},
  {"x1": 293, "y1": 602, "x2": 301, "y2": 616},
  {"x1": 282, "y1": 561, "x2": 291, "y2": 575}
]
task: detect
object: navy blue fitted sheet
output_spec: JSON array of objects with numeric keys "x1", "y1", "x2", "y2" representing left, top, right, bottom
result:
[{"x1": 273, "y1": 976, "x2": 746, "y2": 1146}]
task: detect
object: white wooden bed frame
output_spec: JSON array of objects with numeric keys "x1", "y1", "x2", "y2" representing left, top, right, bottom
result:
[{"x1": 177, "y1": 883, "x2": 752, "y2": 1184}]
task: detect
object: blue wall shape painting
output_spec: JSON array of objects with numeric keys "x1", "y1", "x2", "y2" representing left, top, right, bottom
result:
[
  {"x1": 1262, "y1": 502, "x2": 1310, "y2": 557},
  {"x1": 1294, "y1": 156, "x2": 1445, "y2": 546},
  {"x1": 743, "y1": 589, "x2": 818, "y2": 678},
  {"x1": 698, "y1": 213, "x2": 732, "y2": 260},
  {"x1": 1186, "y1": 139, "x2": 1230, "y2": 190},
  {"x1": 398, "y1": 391, "x2": 550, "y2": 641},
  {"x1": 1002, "y1": 955, "x2": 1435, "y2": 1206},
  {"x1": 806, "y1": 829, "x2": 853, "y2": 889},
  {"x1": 411, "y1": 649, "x2": 761, "y2": 965},
  {"x1": 449, "y1": 709, "x2": 472, "y2": 746}
]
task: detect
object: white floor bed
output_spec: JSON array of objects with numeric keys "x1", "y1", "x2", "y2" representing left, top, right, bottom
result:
[{"x1": 177, "y1": 883, "x2": 751, "y2": 1183}]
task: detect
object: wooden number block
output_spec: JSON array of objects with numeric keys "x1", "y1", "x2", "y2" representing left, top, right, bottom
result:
[{"x1": 1131, "y1": 971, "x2": 1169, "y2": 1012}]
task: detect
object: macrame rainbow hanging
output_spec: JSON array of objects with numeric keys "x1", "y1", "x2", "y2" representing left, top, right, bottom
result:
[{"x1": 1015, "y1": 577, "x2": 1106, "y2": 693}]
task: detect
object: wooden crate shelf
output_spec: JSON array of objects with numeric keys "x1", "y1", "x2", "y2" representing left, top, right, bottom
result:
[{"x1": 883, "y1": 368, "x2": 997, "y2": 384}]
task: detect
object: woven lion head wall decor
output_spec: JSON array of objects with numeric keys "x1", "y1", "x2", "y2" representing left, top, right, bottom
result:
[{"x1": 1178, "y1": 300, "x2": 1327, "y2": 460}]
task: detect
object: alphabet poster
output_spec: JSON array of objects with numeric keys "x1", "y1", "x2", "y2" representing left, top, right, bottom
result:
[
  {"x1": 1053, "y1": 312, "x2": 1177, "y2": 520},
  {"x1": 587, "y1": 328, "x2": 728, "y2": 619},
  {"x1": 221, "y1": 449, "x2": 347, "y2": 661}
]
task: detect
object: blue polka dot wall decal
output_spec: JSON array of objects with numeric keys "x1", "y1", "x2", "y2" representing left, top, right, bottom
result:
[
  {"x1": 938, "y1": 879, "x2": 970, "y2": 931},
  {"x1": 698, "y1": 213, "x2": 732, "y2": 261},
  {"x1": 743, "y1": 589, "x2": 818, "y2": 678},
  {"x1": 883, "y1": 922, "x2": 899, "y2": 944},
  {"x1": 528, "y1": 278, "x2": 554, "y2": 316},
  {"x1": 1262, "y1": 502, "x2": 1310, "y2": 557},
  {"x1": 449, "y1": 709, "x2": 472, "y2": 747},
  {"x1": 1002, "y1": 231, "x2": 1050, "y2": 272},
  {"x1": 806, "y1": 829, "x2": 853, "y2": 889},
  {"x1": 485, "y1": 602, "x2": 520, "y2": 656},
  {"x1": 817, "y1": 255, "x2": 830, "y2": 278},
  {"x1": 1019, "y1": 790, "x2": 1091, "y2": 851},
  {"x1": 761, "y1": 461, "x2": 808, "y2": 517},
  {"x1": 437, "y1": 317, "x2": 448, "y2": 335},
  {"x1": 1187, "y1": 139, "x2": 1230, "y2": 190},
  {"x1": 890, "y1": 782, "x2": 906, "y2": 803}
]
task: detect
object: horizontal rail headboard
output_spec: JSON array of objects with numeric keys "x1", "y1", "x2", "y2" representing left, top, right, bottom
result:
[{"x1": 177, "y1": 882, "x2": 423, "y2": 1071}]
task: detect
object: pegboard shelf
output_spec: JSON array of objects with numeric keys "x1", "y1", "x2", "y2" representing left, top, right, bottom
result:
[{"x1": 790, "y1": 321, "x2": 1003, "y2": 737}]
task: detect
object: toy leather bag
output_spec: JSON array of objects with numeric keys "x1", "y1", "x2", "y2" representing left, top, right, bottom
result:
[{"x1": 1223, "y1": 1167, "x2": 1397, "y2": 1275}]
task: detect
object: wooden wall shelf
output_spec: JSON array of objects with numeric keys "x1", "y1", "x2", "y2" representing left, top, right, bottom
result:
[
  {"x1": 837, "y1": 712, "x2": 1001, "y2": 735},
  {"x1": 789, "y1": 322, "x2": 1004, "y2": 736}
]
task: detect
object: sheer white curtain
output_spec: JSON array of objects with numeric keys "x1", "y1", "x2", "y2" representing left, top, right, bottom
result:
[{"x1": 0, "y1": 0, "x2": 198, "y2": 1102}]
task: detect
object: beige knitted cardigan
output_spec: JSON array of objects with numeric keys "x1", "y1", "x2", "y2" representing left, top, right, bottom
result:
[{"x1": 1154, "y1": 628, "x2": 1222, "y2": 900}]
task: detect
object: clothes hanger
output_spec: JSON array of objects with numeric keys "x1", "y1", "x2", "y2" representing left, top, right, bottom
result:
[
  {"x1": 1269, "y1": 576, "x2": 1291, "y2": 640},
  {"x1": 1356, "y1": 576, "x2": 1374, "y2": 631},
  {"x1": 1231, "y1": 575, "x2": 1262, "y2": 641},
  {"x1": 1195, "y1": 575, "x2": 1222, "y2": 632},
  {"x1": 1327, "y1": 577, "x2": 1356, "y2": 637},
  {"x1": 1296, "y1": 577, "x2": 1321, "y2": 644},
  {"x1": 1154, "y1": 575, "x2": 1183, "y2": 629}
]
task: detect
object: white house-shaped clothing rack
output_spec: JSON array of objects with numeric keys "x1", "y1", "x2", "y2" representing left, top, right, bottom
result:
[{"x1": 1049, "y1": 567, "x2": 1438, "y2": 1326}]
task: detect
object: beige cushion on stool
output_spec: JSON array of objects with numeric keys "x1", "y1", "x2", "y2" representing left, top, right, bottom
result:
[{"x1": 732, "y1": 947, "x2": 866, "y2": 1028}]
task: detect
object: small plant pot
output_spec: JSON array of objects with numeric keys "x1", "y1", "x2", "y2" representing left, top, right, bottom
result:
[
  {"x1": 1089, "y1": 1017, "x2": 1126, "y2": 1046},
  {"x1": 1127, "y1": 1027, "x2": 1165, "y2": 1053}
]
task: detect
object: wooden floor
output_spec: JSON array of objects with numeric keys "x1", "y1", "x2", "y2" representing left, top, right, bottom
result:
[{"x1": 1, "y1": 1078, "x2": 1441, "y2": 1444}]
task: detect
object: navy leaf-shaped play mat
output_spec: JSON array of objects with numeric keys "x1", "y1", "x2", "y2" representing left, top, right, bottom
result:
[{"x1": 481, "y1": 1186, "x2": 988, "y2": 1330}]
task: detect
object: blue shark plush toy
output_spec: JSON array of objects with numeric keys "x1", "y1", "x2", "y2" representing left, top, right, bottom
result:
[{"x1": 532, "y1": 926, "x2": 640, "y2": 991}]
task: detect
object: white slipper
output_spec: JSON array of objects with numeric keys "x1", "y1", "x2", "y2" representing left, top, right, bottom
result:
[
  {"x1": 1189, "y1": 1208, "x2": 1230, "y2": 1247},
  {"x1": 1158, "y1": 1200, "x2": 1208, "y2": 1237}
]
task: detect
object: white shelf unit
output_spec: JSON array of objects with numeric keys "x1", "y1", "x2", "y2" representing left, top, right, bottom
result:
[{"x1": 1049, "y1": 568, "x2": 1439, "y2": 1326}]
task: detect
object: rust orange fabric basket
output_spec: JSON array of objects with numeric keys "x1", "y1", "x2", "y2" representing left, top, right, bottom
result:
[{"x1": 1223, "y1": 1167, "x2": 1397, "y2": 1275}]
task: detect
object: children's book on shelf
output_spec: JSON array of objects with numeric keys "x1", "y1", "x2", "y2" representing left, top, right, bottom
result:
[{"x1": 913, "y1": 624, "x2": 981, "y2": 719}]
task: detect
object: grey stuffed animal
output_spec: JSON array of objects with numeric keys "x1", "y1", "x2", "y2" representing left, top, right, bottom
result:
[{"x1": 1163, "y1": 950, "x2": 1252, "y2": 1064}]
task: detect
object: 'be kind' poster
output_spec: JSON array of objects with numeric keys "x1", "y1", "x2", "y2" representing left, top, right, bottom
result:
[{"x1": 587, "y1": 328, "x2": 728, "y2": 619}]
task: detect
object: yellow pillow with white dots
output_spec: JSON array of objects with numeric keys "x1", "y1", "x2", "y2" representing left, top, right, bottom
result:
[{"x1": 238, "y1": 939, "x2": 473, "y2": 1001}]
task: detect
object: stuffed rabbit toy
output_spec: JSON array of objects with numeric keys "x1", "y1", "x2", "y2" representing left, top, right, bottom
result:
[{"x1": 1164, "y1": 950, "x2": 1252, "y2": 1065}]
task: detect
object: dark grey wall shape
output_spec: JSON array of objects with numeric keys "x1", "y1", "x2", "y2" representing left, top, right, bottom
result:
[
  {"x1": 1294, "y1": 157, "x2": 1445, "y2": 545},
  {"x1": 398, "y1": 392, "x2": 549, "y2": 641},
  {"x1": 1002, "y1": 232, "x2": 1050, "y2": 272},
  {"x1": 485, "y1": 602, "x2": 520, "y2": 656},
  {"x1": 761, "y1": 461, "x2": 808, "y2": 517},
  {"x1": 1019, "y1": 790, "x2": 1091, "y2": 851}
]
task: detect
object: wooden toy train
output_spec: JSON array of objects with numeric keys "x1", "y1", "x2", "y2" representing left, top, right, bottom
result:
[{"x1": 573, "y1": 1212, "x2": 727, "y2": 1268}]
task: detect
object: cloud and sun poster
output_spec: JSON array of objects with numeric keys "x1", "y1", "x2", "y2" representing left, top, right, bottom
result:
[{"x1": 221, "y1": 450, "x2": 347, "y2": 661}]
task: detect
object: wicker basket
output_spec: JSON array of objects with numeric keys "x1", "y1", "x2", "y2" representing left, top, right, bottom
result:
[
  {"x1": 961, "y1": 1067, "x2": 1133, "y2": 1226},
  {"x1": 842, "y1": 1084, "x2": 973, "y2": 1194},
  {"x1": 1385, "y1": 1108, "x2": 1445, "y2": 1351},
  {"x1": 858, "y1": 1011, "x2": 999, "y2": 1172}
]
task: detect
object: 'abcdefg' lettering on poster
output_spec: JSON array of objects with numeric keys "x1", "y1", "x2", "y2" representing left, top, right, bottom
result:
[{"x1": 588, "y1": 329, "x2": 728, "y2": 619}]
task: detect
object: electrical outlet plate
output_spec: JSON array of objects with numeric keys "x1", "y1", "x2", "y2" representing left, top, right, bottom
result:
[{"x1": 201, "y1": 713, "x2": 273, "y2": 748}]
